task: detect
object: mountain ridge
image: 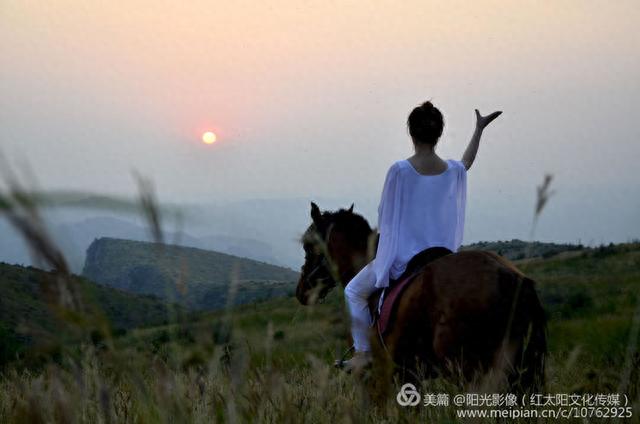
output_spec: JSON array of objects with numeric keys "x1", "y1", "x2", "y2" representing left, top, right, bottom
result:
[{"x1": 82, "y1": 237, "x2": 300, "y2": 311}]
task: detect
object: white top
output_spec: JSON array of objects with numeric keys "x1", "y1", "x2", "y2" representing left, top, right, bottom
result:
[{"x1": 372, "y1": 159, "x2": 467, "y2": 288}]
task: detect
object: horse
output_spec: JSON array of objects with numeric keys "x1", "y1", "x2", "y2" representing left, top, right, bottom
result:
[{"x1": 296, "y1": 202, "x2": 547, "y2": 395}]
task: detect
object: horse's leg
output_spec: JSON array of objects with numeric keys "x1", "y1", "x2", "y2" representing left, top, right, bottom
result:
[
  {"x1": 360, "y1": 289, "x2": 422, "y2": 405},
  {"x1": 500, "y1": 277, "x2": 548, "y2": 395},
  {"x1": 432, "y1": 321, "x2": 461, "y2": 379},
  {"x1": 386, "y1": 281, "x2": 437, "y2": 382},
  {"x1": 351, "y1": 291, "x2": 392, "y2": 405}
]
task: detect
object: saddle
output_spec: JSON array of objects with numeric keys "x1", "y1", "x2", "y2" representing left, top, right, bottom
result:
[{"x1": 372, "y1": 246, "x2": 452, "y2": 335}]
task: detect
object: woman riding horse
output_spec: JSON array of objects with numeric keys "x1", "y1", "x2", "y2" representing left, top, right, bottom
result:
[
  {"x1": 296, "y1": 102, "x2": 546, "y2": 394},
  {"x1": 343, "y1": 101, "x2": 501, "y2": 371}
]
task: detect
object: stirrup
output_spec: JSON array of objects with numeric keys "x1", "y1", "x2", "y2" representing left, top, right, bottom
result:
[
  {"x1": 339, "y1": 351, "x2": 373, "y2": 373},
  {"x1": 334, "y1": 345, "x2": 355, "y2": 368}
]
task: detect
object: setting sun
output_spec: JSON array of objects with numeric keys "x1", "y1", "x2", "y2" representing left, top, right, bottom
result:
[{"x1": 202, "y1": 131, "x2": 217, "y2": 144}]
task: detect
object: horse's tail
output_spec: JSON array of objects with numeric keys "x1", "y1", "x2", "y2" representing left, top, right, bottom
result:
[{"x1": 512, "y1": 276, "x2": 547, "y2": 393}]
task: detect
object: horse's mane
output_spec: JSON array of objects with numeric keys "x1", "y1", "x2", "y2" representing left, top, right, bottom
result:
[{"x1": 324, "y1": 208, "x2": 374, "y2": 250}]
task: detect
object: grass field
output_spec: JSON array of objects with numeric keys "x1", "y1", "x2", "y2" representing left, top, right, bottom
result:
[{"x1": 1, "y1": 243, "x2": 638, "y2": 422}]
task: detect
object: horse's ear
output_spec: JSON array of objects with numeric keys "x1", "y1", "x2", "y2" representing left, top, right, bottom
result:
[
  {"x1": 310, "y1": 202, "x2": 322, "y2": 223},
  {"x1": 348, "y1": 203, "x2": 354, "y2": 213}
]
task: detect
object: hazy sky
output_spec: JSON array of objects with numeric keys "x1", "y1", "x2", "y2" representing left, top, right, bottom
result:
[{"x1": 1, "y1": 1, "x2": 639, "y2": 245}]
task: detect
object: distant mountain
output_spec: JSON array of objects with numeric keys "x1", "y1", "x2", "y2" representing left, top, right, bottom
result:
[
  {"x1": 82, "y1": 238, "x2": 299, "y2": 311},
  {"x1": 0, "y1": 215, "x2": 287, "y2": 273},
  {"x1": 3, "y1": 190, "x2": 637, "y2": 274},
  {"x1": 180, "y1": 198, "x2": 363, "y2": 269},
  {"x1": 0, "y1": 220, "x2": 32, "y2": 268},
  {"x1": 0, "y1": 261, "x2": 180, "y2": 366},
  {"x1": 460, "y1": 239, "x2": 585, "y2": 260},
  {"x1": 56, "y1": 216, "x2": 287, "y2": 270}
]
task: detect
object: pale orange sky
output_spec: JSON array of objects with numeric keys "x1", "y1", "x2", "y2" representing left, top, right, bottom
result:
[{"x1": 1, "y1": 1, "x2": 639, "y2": 244}]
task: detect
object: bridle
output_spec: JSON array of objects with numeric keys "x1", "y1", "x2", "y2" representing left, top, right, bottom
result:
[
  {"x1": 302, "y1": 223, "x2": 338, "y2": 297},
  {"x1": 305, "y1": 256, "x2": 329, "y2": 283}
]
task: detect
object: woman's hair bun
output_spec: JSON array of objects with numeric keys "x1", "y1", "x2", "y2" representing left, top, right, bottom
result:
[{"x1": 407, "y1": 100, "x2": 444, "y2": 145}]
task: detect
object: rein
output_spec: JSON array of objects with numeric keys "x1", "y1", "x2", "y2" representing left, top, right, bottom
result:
[
  {"x1": 302, "y1": 223, "x2": 338, "y2": 300},
  {"x1": 305, "y1": 257, "x2": 328, "y2": 283}
]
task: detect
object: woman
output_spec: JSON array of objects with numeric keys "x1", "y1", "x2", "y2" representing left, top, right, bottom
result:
[{"x1": 342, "y1": 101, "x2": 502, "y2": 371}]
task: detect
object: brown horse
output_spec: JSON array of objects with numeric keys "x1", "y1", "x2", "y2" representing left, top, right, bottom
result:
[{"x1": 296, "y1": 202, "x2": 547, "y2": 394}]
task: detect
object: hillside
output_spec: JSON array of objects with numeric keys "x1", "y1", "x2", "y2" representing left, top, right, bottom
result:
[
  {"x1": 1, "y1": 243, "x2": 639, "y2": 421},
  {"x1": 137, "y1": 242, "x2": 640, "y2": 366},
  {"x1": 0, "y1": 262, "x2": 181, "y2": 366},
  {"x1": 461, "y1": 239, "x2": 584, "y2": 260},
  {"x1": 102, "y1": 243, "x2": 640, "y2": 421},
  {"x1": 82, "y1": 237, "x2": 299, "y2": 310},
  {"x1": 0, "y1": 215, "x2": 287, "y2": 273}
]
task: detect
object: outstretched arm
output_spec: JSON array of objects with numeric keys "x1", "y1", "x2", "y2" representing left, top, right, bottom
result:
[{"x1": 461, "y1": 109, "x2": 502, "y2": 170}]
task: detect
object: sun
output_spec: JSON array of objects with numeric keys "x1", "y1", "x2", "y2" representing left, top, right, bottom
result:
[{"x1": 202, "y1": 131, "x2": 217, "y2": 144}]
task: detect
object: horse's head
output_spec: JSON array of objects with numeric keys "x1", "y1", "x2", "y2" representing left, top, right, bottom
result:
[{"x1": 296, "y1": 202, "x2": 376, "y2": 305}]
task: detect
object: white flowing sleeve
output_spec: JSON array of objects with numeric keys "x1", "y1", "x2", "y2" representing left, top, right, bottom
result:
[
  {"x1": 453, "y1": 160, "x2": 467, "y2": 251},
  {"x1": 373, "y1": 162, "x2": 403, "y2": 288}
]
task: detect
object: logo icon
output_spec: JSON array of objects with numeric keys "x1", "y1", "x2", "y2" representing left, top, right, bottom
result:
[{"x1": 396, "y1": 383, "x2": 421, "y2": 406}]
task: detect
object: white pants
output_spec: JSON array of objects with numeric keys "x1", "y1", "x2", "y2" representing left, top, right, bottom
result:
[{"x1": 344, "y1": 261, "x2": 379, "y2": 352}]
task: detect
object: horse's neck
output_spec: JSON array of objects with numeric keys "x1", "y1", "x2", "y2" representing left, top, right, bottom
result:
[
  {"x1": 334, "y1": 227, "x2": 375, "y2": 285},
  {"x1": 352, "y1": 230, "x2": 377, "y2": 268}
]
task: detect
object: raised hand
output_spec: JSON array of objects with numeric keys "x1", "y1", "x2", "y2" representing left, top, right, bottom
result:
[
  {"x1": 462, "y1": 109, "x2": 503, "y2": 170},
  {"x1": 475, "y1": 109, "x2": 502, "y2": 130}
]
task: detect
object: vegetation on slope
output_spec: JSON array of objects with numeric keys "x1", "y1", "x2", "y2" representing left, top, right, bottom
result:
[
  {"x1": 82, "y1": 237, "x2": 299, "y2": 310},
  {"x1": 461, "y1": 239, "x2": 584, "y2": 260},
  {"x1": 0, "y1": 262, "x2": 182, "y2": 367}
]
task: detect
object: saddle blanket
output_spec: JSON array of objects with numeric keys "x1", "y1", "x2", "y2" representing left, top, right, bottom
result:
[
  {"x1": 375, "y1": 271, "x2": 420, "y2": 335},
  {"x1": 373, "y1": 246, "x2": 452, "y2": 336}
]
